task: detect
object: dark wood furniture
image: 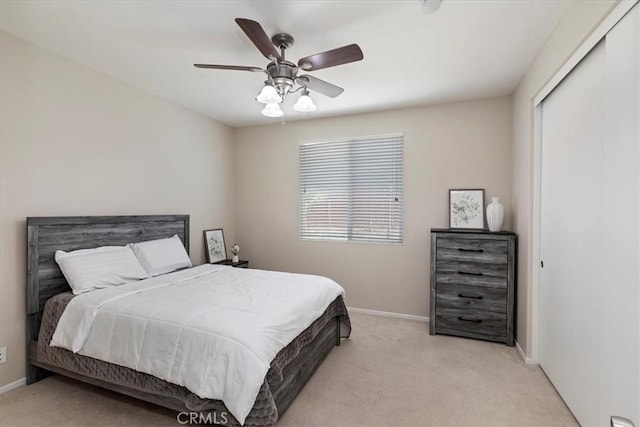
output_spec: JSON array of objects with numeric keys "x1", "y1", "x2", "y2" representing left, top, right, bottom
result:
[
  {"x1": 26, "y1": 215, "x2": 345, "y2": 424},
  {"x1": 215, "y1": 259, "x2": 249, "y2": 268},
  {"x1": 430, "y1": 228, "x2": 516, "y2": 346},
  {"x1": 27, "y1": 215, "x2": 190, "y2": 383}
]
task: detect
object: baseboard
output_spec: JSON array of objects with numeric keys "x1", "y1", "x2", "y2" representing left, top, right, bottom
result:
[
  {"x1": 516, "y1": 340, "x2": 537, "y2": 365},
  {"x1": 0, "y1": 377, "x2": 26, "y2": 394},
  {"x1": 347, "y1": 306, "x2": 429, "y2": 322}
]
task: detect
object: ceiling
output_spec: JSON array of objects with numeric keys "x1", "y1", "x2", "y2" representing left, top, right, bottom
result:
[{"x1": 0, "y1": 0, "x2": 576, "y2": 128}]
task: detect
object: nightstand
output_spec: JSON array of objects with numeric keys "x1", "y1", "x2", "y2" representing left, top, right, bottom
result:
[{"x1": 214, "y1": 259, "x2": 249, "y2": 268}]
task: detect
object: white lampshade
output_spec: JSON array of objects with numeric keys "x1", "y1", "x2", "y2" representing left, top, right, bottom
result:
[
  {"x1": 256, "y1": 84, "x2": 282, "y2": 104},
  {"x1": 261, "y1": 102, "x2": 284, "y2": 117},
  {"x1": 293, "y1": 91, "x2": 316, "y2": 112}
]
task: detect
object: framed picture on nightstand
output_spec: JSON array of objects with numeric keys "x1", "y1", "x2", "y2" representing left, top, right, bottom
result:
[
  {"x1": 449, "y1": 189, "x2": 485, "y2": 229},
  {"x1": 204, "y1": 228, "x2": 226, "y2": 263}
]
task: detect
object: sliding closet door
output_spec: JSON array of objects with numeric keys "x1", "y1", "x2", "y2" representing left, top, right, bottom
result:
[
  {"x1": 540, "y1": 40, "x2": 605, "y2": 426},
  {"x1": 539, "y1": 5, "x2": 639, "y2": 426},
  {"x1": 599, "y1": 4, "x2": 639, "y2": 423}
]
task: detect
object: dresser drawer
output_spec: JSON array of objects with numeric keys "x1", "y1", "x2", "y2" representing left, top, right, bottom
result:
[
  {"x1": 436, "y1": 260, "x2": 509, "y2": 288},
  {"x1": 436, "y1": 283, "x2": 506, "y2": 312},
  {"x1": 435, "y1": 307, "x2": 507, "y2": 337},
  {"x1": 436, "y1": 237, "x2": 508, "y2": 264},
  {"x1": 436, "y1": 271, "x2": 507, "y2": 288},
  {"x1": 437, "y1": 260, "x2": 507, "y2": 278}
]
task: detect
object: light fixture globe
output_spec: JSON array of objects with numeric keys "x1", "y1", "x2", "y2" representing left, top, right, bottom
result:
[
  {"x1": 256, "y1": 84, "x2": 282, "y2": 104},
  {"x1": 261, "y1": 102, "x2": 284, "y2": 117},
  {"x1": 293, "y1": 90, "x2": 316, "y2": 112}
]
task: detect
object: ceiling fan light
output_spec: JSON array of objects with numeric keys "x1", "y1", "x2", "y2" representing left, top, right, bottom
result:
[
  {"x1": 261, "y1": 102, "x2": 284, "y2": 118},
  {"x1": 256, "y1": 84, "x2": 282, "y2": 104},
  {"x1": 293, "y1": 92, "x2": 316, "y2": 112}
]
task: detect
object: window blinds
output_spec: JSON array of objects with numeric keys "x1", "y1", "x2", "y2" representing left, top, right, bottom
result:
[{"x1": 299, "y1": 133, "x2": 404, "y2": 244}]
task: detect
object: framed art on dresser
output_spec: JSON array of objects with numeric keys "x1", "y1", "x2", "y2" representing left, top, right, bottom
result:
[
  {"x1": 204, "y1": 228, "x2": 227, "y2": 263},
  {"x1": 449, "y1": 189, "x2": 485, "y2": 229}
]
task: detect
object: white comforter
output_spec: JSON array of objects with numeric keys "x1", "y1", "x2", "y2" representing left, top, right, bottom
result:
[{"x1": 50, "y1": 264, "x2": 345, "y2": 424}]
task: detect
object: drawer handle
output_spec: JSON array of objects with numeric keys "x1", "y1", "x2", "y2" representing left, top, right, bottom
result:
[
  {"x1": 458, "y1": 316, "x2": 483, "y2": 323},
  {"x1": 458, "y1": 271, "x2": 484, "y2": 276},
  {"x1": 458, "y1": 293, "x2": 483, "y2": 300},
  {"x1": 458, "y1": 248, "x2": 484, "y2": 253}
]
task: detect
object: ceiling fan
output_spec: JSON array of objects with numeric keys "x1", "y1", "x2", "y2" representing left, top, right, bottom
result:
[{"x1": 194, "y1": 18, "x2": 364, "y2": 118}]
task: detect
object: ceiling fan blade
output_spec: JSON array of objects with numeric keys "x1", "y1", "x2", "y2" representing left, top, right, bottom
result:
[
  {"x1": 194, "y1": 64, "x2": 264, "y2": 72},
  {"x1": 298, "y1": 44, "x2": 363, "y2": 71},
  {"x1": 235, "y1": 18, "x2": 282, "y2": 61},
  {"x1": 297, "y1": 75, "x2": 344, "y2": 98}
]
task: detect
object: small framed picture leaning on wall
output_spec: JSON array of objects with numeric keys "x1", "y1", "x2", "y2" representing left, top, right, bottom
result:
[
  {"x1": 449, "y1": 189, "x2": 485, "y2": 229},
  {"x1": 204, "y1": 228, "x2": 227, "y2": 263}
]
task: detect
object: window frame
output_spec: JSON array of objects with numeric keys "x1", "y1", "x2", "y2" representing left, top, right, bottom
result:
[{"x1": 298, "y1": 133, "x2": 404, "y2": 245}]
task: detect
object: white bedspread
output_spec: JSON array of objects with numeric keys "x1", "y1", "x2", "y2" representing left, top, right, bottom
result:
[{"x1": 50, "y1": 264, "x2": 345, "y2": 424}]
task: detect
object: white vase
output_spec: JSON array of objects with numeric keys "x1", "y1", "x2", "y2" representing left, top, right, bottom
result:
[
  {"x1": 486, "y1": 197, "x2": 504, "y2": 232},
  {"x1": 232, "y1": 254, "x2": 239, "y2": 263}
]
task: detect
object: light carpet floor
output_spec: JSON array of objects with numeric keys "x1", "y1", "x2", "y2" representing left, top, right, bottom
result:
[{"x1": 0, "y1": 313, "x2": 577, "y2": 426}]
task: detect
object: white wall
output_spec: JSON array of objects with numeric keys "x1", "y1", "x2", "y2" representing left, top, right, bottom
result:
[
  {"x1": 0, "y1": 32, "x2": 235, "y2": 387},
  {"x1": 511, "y1": 0, "x2": 616, "y2": 357},
  {"x1": 234, "y1": 97, "x2": 512, "y2": 317},
  {"x1": 0, "y1": 0, "x2": 615, "y2": 387}
]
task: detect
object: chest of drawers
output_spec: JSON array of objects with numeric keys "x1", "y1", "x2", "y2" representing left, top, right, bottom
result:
[{"x1": 429, "y1": 229, "x2": 516, "y2": 346}]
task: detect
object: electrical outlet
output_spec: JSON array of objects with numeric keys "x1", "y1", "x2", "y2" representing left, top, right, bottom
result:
[{"x1": 0, "y1": 346, "x2": 6, "y2": 364}]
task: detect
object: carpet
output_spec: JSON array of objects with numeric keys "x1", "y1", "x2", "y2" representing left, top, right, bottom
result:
[{"x1": 0, "y1": 312, "x2": 577, "y2": 426}]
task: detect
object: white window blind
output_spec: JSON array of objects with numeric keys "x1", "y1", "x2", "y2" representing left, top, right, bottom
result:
[{"x1": 299, "y1": 134, "x2": 403, "y2": 244}]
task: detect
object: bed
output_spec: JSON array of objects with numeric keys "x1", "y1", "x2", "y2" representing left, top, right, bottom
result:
[{"x1": 26, "y1": 215, "x2": 350, "y2": 426}]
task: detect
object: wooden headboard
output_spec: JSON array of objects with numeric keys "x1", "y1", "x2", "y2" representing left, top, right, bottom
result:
[{"x1": 26, "y1": 215, "x2": 189, "y2": 343}]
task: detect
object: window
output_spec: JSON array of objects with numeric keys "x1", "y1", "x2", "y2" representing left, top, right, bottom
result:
[{"x1": 299, "y1": 134, "x2": 403, "y2": 244}]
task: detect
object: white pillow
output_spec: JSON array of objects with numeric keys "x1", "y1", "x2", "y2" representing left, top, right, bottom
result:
[
  {"x1": 128, "y1": 235, "x2": 192, "y2": 277},
  {"x1": 55, "y1": 246, "x2": 149, "y2": 295}
]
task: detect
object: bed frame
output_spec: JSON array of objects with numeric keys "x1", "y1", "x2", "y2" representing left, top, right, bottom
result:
[
  {"x1": 26, "y1": 215, "x2": 190, "y2": 383},
  {"x1": 26, "y1": 215, "x2": 341, "y2": 422}
]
